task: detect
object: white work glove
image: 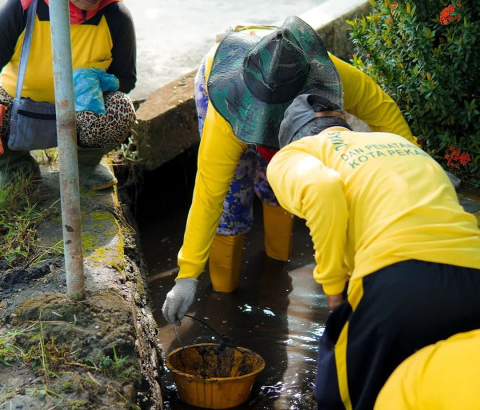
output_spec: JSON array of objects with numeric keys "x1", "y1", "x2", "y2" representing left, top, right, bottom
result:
[{"x1": 162, "y1": 278, "x2": 198, "y2": 325}]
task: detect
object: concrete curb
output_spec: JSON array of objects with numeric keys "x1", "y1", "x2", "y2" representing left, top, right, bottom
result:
[{"x1": 134, "y1": 0, "x2": 371, "y2": 171}]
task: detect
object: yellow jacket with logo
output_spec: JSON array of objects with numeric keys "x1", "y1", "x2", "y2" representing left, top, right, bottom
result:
[{"x1": 267, "y1": 127, "x2": 480, "y2": 295}]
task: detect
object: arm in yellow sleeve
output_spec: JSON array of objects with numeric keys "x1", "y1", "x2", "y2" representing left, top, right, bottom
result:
[
  {"x1": 329, "y1": 54, "x2": 417, "y2": 145},
  {"x1": 266, "y1": 137, "x2": 350, "y2": 295},
  {"x1": 176, "y1": 44, "x2": 247, "y2": 280},
  {"x1": 176, "y1": 104, "x2": 247, "y2": 280}
]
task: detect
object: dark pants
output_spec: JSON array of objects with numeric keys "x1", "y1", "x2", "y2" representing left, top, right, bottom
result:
[{"x1": 315, "y1": 260, "x2": 480, "y2": 410}]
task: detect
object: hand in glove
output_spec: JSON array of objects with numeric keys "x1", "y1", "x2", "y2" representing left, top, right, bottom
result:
[{"x1": 162, "y1": 278, "x2": 198, "y2": 325}]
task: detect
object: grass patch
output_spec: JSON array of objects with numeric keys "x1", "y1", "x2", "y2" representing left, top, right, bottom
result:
[
  {"x1": 0, "y1": 321, "x2": 139, "y2": 409},
  {"x1": 88, "y1": 345, "x2": 139, "y2": 382},
  {"x1": 1, "y1": 322, "x2": 138, "y2": 382},
  {"x1": 0, "y1": 327, "x2": 30, "y2": 366},
  {"x1": 0, "y1": 168, "x2": 59, "y2": 269}
]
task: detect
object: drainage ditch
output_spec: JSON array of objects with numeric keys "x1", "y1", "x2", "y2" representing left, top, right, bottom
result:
[{"x1": 124, "y1": 146, "x2": 330, "y2": 409}]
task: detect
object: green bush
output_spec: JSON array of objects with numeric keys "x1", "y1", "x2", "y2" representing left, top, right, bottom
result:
[{"x1": 348, "y1": 0, "x2": 480, "y2": 186}]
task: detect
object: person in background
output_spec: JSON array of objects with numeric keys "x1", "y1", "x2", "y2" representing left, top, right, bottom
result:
[
  {"x1": 374, "y1": 329, "x2": 480, "y2": 410},
  {"x1": 193, "y1": 25, "x2": 296, "y2": 294},
  {"x1": 0, "y1": 0, "x2": 136, "y2": 189},
  {"x1": 162, "y1": 15, "x2": 419, "y2": 325},
  {"x1": 265, "y1": 75, "x2": 480, "y2": 408}
]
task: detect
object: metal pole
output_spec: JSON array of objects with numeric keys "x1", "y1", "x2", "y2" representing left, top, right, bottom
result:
[{"x1": 49, "y1": 0, "x2": 85, "y2": 300}]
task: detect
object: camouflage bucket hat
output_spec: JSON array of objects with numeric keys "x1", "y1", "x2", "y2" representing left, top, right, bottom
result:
[{"x1": 208, "y1": 15, "x2": 343, "y2": 149}]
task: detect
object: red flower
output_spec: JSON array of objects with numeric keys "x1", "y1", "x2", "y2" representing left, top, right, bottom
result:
[
  {"x1": 440, "y1": 3, "x2": 461, "y2": 25},
  {"x1": 390, "y1": 2, "x2": 398, "y2": 17},
  {"x1": 459, "y1": 152, "x2": 471, "y2": 166},
  {"x1": 386, "y1": 17, "x2": 393, "y2": 24},
  {"x1": 445, "y1": 146, "x2": 471, "y2": 169}
]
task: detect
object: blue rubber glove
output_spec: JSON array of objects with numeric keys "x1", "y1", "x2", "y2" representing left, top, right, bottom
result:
[{"x1": 162, "y1": 278, "x2": 198, "y2": 325}]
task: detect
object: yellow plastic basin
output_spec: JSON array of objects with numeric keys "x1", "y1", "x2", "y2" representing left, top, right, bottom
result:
[{"x1": 165, "y1": 343, "x2": 265, "y2": 409}]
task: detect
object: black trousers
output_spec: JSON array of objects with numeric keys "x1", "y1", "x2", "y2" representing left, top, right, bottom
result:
[{"x1": 315, "y1": 260, "x2": 480, "y2": 410}]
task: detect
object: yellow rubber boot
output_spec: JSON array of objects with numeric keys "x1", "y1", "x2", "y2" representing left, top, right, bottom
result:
[
  {"x1": 208, "y1": 234, "x2": 245, "y2": 292},
  {"x1": 263, "y1": 203, "x2": 295, "y2": 261}
]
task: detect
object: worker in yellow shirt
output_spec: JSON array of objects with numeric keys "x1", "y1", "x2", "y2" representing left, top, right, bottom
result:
[
  {"x1": 266, "y1": 86, "x2": 480, "y2": 408},
  {"x1": 374, "y1": 329, "x2": 480, "y2": 410},
  {"x1": 162, "y1": 15, "x2": 420, "y2": 324}
]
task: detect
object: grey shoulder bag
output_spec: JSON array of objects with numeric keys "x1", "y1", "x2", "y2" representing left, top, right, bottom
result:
[{"x1": 8, "y1": 0, "x2": 58, "y2": 151}]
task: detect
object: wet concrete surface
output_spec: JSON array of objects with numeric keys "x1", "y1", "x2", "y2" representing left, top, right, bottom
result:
[
  {"x1": 122, "y1": 0, "x2": 328, "y2": 102},
  {"x1": 135, "y1": 146, "x2": 330, "y2": 409}
]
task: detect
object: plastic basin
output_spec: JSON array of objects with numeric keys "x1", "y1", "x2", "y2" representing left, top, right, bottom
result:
[{"x1": 165, "y1": 343, "x2": 265, "y2": 409}]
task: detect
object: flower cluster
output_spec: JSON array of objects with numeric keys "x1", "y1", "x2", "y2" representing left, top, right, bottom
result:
[
  {"x1": 439, "y1": 3, "x2": 462, "y2": 25},
  {"x1": 349, "y1": 0, "x2": 480, "y2": 186},
  {"x1": 387, "y1": 1, "x2": 398, "y2": 23},
  {"x1": 445, "y1": 146, "x2": 472, "y2": 169}
]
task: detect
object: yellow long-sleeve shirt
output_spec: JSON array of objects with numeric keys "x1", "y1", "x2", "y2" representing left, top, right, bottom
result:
[
  {"x1": 0, "y1": 0, "x2": 136, "y2": 102},
  {"x1": 176, "y1": 41, "x2": 418, "y2": 281},
  {"x1": 267, "y1": 127, "x2": 480, "y2": 295}
]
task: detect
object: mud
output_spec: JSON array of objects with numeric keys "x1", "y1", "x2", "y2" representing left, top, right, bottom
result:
[
  {"x1": 0, "y1": 258, "x2": 63, "y2": 301},
  {"x1": 1, "y1": 291, "x2": 139, "y2": 409},
  {"x1": 167, "y1": 344, "x2": 263, "y2": 380}
]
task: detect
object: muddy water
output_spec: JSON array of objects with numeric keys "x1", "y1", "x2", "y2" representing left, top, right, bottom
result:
[{"x1": 136, "y1": 147, "x2": 331, "y2": 409}]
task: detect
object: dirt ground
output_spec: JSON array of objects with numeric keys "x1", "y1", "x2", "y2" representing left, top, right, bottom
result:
[
  {"x1": 0, "y1": 162, "x2": 163, "y2": 410},
  {"x1": 0, "y1": 259, "x2": 159, "y2": 409}
]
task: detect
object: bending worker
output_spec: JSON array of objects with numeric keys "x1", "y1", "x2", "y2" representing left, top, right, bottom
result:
[
  {"x1": 266, "y1": 76, "x2": 480, "y2": 407},
  {"x1": 163, "y1": 15, "x2": 419, "y2": 323},
  {"x1": 0, "y1": 0, "x2": 136, "y2": 189}
]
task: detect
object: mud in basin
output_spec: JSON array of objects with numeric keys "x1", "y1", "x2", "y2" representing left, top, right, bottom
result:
[{"x1": 166, "y1": 343, "x2": 265, "y2": 409}]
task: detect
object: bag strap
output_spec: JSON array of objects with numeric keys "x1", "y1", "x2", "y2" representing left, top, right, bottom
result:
[{"x1": 15, "y1": 0, "x2": 39, "y2": 100}]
